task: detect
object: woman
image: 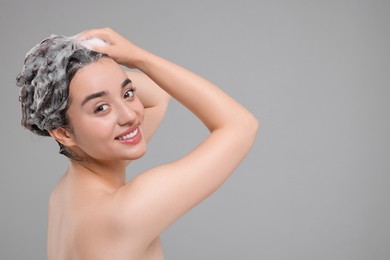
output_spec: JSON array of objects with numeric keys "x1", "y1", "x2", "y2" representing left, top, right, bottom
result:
[{"x1": 17, "y1": 28, "x2": 258, "y2": 259}]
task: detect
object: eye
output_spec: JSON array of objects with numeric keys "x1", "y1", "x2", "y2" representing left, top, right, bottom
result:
[
  {"x1": 95, "y1": 104, "x2": 109, "y2": 113},
  {"x1": 124, "y1": 87, "x2": 136, "y2": 99}
]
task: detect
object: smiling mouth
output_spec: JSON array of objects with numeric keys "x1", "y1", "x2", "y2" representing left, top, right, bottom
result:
[{"x1": 115, "y1": 127, "x2": 139, "y2": 141}]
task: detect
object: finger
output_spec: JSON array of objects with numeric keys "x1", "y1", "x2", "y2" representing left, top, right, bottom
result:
[{"x1": 91, "y1": 44, "x2": 109, "y2": 54}]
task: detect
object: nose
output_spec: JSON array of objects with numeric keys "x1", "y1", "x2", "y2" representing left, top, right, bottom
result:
[{"x1": 116, "y1": 101, "x2": 138, "y2": 126}]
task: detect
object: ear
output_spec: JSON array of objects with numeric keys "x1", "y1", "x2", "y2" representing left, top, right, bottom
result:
[{"x1": 49, "y1": 127, "x2": 77, "y2": 147}]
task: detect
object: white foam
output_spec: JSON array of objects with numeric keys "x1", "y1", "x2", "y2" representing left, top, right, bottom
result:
[{"x1": 79, "y1": 37, "x2": 108, "y2": 50}]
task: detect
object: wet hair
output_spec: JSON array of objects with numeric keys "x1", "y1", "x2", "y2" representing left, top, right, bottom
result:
[{"x1": 16, "y1": 34, "x2": 107, "y2": 158}]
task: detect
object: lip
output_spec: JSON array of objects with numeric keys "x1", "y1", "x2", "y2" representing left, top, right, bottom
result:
[
  {"x1": 115, "y1": 125, "x2": 142, "y2": 145},
  {"x1": 115, "y1": 125, "x2": 139, "y2": 139}
]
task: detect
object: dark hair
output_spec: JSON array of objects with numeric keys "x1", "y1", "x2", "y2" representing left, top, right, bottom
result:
[{"x1": 16, "y1": 34, "x2": 106, "y2": 158}]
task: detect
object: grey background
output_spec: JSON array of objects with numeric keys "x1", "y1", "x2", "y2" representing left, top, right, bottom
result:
[{"x1": 1, "y1": 0, "x2": 389, "y2": 259}]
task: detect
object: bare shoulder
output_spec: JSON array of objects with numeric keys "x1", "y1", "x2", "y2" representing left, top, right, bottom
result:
[
  {"x1": 48, "y1": 171, "x2": 164, "y2": 259},
  {"x1": 50, "y1": 176, "x2": 128, "y2": 244}
]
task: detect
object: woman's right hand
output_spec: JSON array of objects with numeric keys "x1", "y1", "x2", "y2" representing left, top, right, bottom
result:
[{"x1": 75, "y1": 28, "x2": 147, "y2": 69}]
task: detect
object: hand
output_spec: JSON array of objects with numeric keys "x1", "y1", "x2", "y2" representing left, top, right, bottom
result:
[{"x1": 75, "y1": 28, "x2": 147, "y2": 69}]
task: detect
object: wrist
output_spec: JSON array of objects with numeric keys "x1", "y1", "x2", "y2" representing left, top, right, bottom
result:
[
  {"x1": 133, "y1": 50, "x2": 163, "y2": 75},
  {"x1": 124, "y1": 46, "x2": 151, "y2": 70}
]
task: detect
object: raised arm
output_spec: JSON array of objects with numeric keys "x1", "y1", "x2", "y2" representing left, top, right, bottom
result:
[{"x1": 77, "y1": 28, "x2": 259, "y2": 243}]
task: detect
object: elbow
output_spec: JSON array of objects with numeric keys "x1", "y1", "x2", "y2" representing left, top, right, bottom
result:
[{"x1": 231, "y1": 112, "x2": 259, "y2": 152}]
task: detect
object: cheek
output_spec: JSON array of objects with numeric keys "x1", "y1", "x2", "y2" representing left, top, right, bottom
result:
[
  {"x1": 70, "y1": 114, "x2": 117, "y2": 144},
  {"x1": 133, "y1": 97, "x2": 145, "y2": 119}
]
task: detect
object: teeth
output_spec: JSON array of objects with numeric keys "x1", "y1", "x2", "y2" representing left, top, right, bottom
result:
[{"x1": 117, "y1": 128, "x2": 138, "y2": 140}]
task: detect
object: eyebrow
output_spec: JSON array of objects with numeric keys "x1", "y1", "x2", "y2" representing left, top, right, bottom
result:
[
  {"x1": 81, "y1": 78, "x2": 132, "y2": 106},
  {"x1": 121, "y1": 78, "x2": 132, "y2": 88},
  {"x1": 81, "y1": 91, "x2": 107, "y2": 106}
]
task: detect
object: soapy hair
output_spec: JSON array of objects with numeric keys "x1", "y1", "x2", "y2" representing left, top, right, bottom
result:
[{"x1": 16, "y1": 34, "x2": 106, "y2": 158}]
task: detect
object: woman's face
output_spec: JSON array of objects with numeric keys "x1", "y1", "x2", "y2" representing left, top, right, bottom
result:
[{"x1": 65, "y1": 58, "x2": 146, "y2": 161}]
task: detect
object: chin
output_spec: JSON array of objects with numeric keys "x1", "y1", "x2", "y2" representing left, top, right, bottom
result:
[
  {"x1": 129, "y1": 149, "x2": 146, "y2": 160},
  {"x1": 124, "y1": 143, "x2": 147, "y2": 161}
]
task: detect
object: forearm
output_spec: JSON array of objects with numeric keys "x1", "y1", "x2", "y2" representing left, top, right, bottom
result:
[
  {"x1": 77, "y1": 28, "x2": 258, "y2": 134},
  {"x1": 134, "y1": 50, "x2": 257, "y2": 133}
]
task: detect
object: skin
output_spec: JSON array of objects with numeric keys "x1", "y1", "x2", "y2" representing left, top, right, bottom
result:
[{"x1": 47, "y1": 28, "x2": 258, "y2": 260}]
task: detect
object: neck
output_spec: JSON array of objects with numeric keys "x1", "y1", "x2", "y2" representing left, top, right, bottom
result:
[{"x1": 68, "y1": 158, "x2": 129, "y2": 189}]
